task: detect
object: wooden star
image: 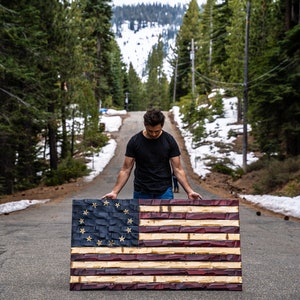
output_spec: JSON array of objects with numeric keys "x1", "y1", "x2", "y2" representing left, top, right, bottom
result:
[
  {"x1": 79, "y1": 218, "x2": 84, "y2": 224},
  {"x1": 80, "y1": 228, "x2": 85, "y2": 234},
  {"x1": 86, "y1": 236, "x2": 92, "y2": 242},
  {"x1": 103, "y1": 200, "x2": 110, "y2": 206}
]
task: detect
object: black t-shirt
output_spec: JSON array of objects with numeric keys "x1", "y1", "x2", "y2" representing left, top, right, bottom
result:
[{"x1": 125, "y1": 131, "x2": 181, "y2": 194}]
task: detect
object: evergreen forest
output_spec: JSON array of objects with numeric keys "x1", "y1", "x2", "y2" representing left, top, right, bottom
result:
[
  {"x1": 1, "y1": 0, "x2": 300, "y2": 195},
  {"x1": 112, "y1": 3, "x2": 187, "y2": 37}
]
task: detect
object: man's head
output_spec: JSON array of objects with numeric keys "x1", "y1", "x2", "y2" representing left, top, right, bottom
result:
[
  {"x1": 143, "y1": 109, "x2": 165, "y2": 127},
  {"x1": 143, "y1": 109, "x2": 165, "y2": 139}
]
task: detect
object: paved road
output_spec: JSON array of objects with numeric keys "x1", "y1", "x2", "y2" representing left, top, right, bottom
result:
[{"x1": 1, "y1": 112, "x2": 300, "y2": 300}]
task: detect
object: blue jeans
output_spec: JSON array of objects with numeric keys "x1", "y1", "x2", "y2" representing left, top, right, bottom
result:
[{"x1": 133, "y1": 187, "x2": 173, "y2": 199}]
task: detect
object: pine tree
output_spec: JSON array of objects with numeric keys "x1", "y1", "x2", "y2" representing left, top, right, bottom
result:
[
  {"x1": 248, "y1": 0, "x2": 300, "y2": 156},
  {"x1": 80, "y1": 0, "x2": 114, "y2": 151},
  {"x1": 0, "y1": 0, "x2": 116, "y2": 194},
  {"x1": 145, "y1": 36, "x2": 170, "y2": 109},
  {"x1": 197, "y1": 0, "x2": 216, "y2": 79},
  {"x1": 224, "y1": 0, "x2": 245, "y2": 86},
  {"x1": 82, "y1": 0, "x2": 114, "y2": 108},
  {"x1": 211, "y1": 0, "x2": 232, "y2": 82},
  {"x1": 109, "y1": 40, "x2": 126, "y2": 108},
  {"x1": 127, "y1": 63, "x2": 145, "y2": 111},
  {"x1": 0, "y1": 0, "x2": 62, "y2": 191},
  {"x1": 172, "y1": 0, "x2": 202, "y2": 101}
]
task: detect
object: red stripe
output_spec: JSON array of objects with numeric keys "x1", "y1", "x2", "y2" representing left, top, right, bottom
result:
[
  {"x1": 139, "y1": 225, "x2": 240, "y2": 233},
  {"x1": 70, "y1": 282, "x2": 242, "y2": 291},
  {"x1": 139, "y1": 240, "x2": 240, "y2": 247},
  {"x1": 71, "y1": 254, "x2": 241, "y2": 262},
  {"x1": 70, "y1": 268, "x2": 242, "y2": 276},
  {"x1": 140, "y1": 212, "x2": 239, "y2": 220},
  {"x1": 138, "y1": 199, "x2": 239, "y2": 206}
]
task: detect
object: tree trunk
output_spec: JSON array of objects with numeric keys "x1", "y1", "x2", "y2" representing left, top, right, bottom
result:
[
  {"x1": 60, "y1": 81, "x2": 69, "y2": 159},
  {"x1": 286, "y1": 0, "x2": 292, "y2": 30},
  {"x1": 0, "y1": 133, "x2": 16, "y2": 194},
  {"x1": 48, "y1": 102, "x2": 58, "y2": 170},
  {"x1": 95, "y1": 35, "x2": 101, "y2": 109}
]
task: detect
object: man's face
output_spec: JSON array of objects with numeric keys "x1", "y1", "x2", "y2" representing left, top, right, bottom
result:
[{"x1": 144, "y1": 124, "x2": 163, "y2": 139}]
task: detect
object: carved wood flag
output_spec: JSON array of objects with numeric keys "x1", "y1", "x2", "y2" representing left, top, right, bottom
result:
[{"x1": 70, "y1": 199, "x2": 242, "y2": 291}]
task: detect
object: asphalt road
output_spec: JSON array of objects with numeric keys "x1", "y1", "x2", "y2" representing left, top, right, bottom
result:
[{"x1": 1, "y1": 112, "x2": 300, "y2": 300}]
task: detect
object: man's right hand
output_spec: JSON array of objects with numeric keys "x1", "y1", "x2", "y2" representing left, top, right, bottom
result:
[{"x1": 101, "y1": 192, "x2": 118, "y2": 199}]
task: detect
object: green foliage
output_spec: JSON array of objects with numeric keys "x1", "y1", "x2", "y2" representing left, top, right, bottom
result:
[
  {"x1": 0, "y1": 0, "x2": 119, "y2": 194},
  {"x1": 247, "y1": 2, "x2": 300, "y2": 157},
  {"x1": 83, "y1": 132, "x2": 109, "y2": 149},
  {"x1": 180, "y1": 96, "x2": 205, "y2": 126},
  {"x1": 43, "y1": 157, "x2": 90, "y2": 186},
  {"x1": 222, "y1": 0, "x2": 245, "y2": 89},
  {"x1": 227, "y1": 128, "x2": 238, "y2": 139},
  {"x1": 109, "y1": 40, "x2": 127, "y2": 108},
  {"x1": 128, "y1": 63, "x2": 145, "y2": 111},
  {"x1": 247, "y1": 157, "x2": 268, "y2": 172},
  {"x1": 211, "y1": 163, "x2": 244, "y2": 180},
  {"x1": 210, "y1": 93, "x2": 224, "y2": 116},
  {"x1": 82, "y1": 0, "x2": 114, "y2": 104},
  {"x1": 145, "y1": 36, "x2": 170, "y2": 110},
  {"x1": 179, "y1": 93, "x2": 224, "y2": 145},
  {"x1": 211, "y1": 163, "x2": 234, "y2": 175},
  {"x1": 173, "y1": 0, "x2": 300, "y2": 159},
  {"x1": 173, "y1": 0, "x2": 202, "y2": 100},
  {"x1": 253, "y1": 156, "x2": 300, "y2": 194},
  {"x1": 280, "y1": 179, "x2": 300, "y2": 198},
  {"x1": 210, "y1": 1, "x2": 231, "y2": 80},
  {"x1": 179, "y1": 96, "x2": 196, "y2": 120},
  {"x1": 191, "y1": 123, "x2": 207, "y2": 146}
]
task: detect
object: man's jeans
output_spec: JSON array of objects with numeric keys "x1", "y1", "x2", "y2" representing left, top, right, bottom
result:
[{"x1": 133, "y1": 187, "x2": 173, "y2": 199}]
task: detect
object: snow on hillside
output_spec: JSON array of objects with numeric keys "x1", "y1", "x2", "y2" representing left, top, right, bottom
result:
[
  {"x1": 172, "y1": 95, "x2": 258, "y2": 178},
  {"x1": 113, "y1": 0, "x2": 204, "y2": 7},
  {"x1": 113, "y1": 21, "x2": 176, "y2": 81},
  {"x1": 112, "y1": 1, "x2": 207, "y2": 81},
  {"x1": 112, "y1": 1, "x2": 209, "y2": 80}
]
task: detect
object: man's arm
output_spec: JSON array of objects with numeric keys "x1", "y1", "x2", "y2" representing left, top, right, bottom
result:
[
  {"x1": 170, "y1": 156, "x2": 202, "y2": 200},
  {"x1": 102, "y1": 156, "x2": 135, "y2": 199}
]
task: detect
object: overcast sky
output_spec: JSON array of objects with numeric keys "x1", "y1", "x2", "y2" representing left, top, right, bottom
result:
[{"x1": 112, "y1": 0, "x2": 207, "y2": 7}]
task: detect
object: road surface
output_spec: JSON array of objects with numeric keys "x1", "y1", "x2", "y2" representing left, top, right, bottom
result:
[{"x1": 0, "y1": 111, "x2": 299, "y2": 300}]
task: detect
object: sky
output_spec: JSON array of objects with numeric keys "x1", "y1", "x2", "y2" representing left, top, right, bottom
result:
[{"x1": 1, "y1": 100, "x2": 299, "y2": 219}]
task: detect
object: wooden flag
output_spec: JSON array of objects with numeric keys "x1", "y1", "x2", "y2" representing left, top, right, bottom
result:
[{"x1": 70, "y1": 199, "x2": 242, "y2": 290}]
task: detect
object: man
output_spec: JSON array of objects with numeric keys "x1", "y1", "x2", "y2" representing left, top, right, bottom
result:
[{"x1": 102, "y1": 109, "x2": 202, "y2": 200}]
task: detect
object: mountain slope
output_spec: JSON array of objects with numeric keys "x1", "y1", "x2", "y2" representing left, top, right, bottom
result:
[{"x1": 112, "y1": 3, "x2": 187, "y2": 80}]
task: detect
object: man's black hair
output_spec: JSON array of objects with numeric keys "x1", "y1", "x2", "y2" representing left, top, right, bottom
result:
[{"x1": 143, "y1": 109, "x2": 165, "y2": 127}]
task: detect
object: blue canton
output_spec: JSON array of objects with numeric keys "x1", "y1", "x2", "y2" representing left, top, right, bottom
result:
[{"x1": 71, "y1": 199, "x2": 139, "y2": 247}]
